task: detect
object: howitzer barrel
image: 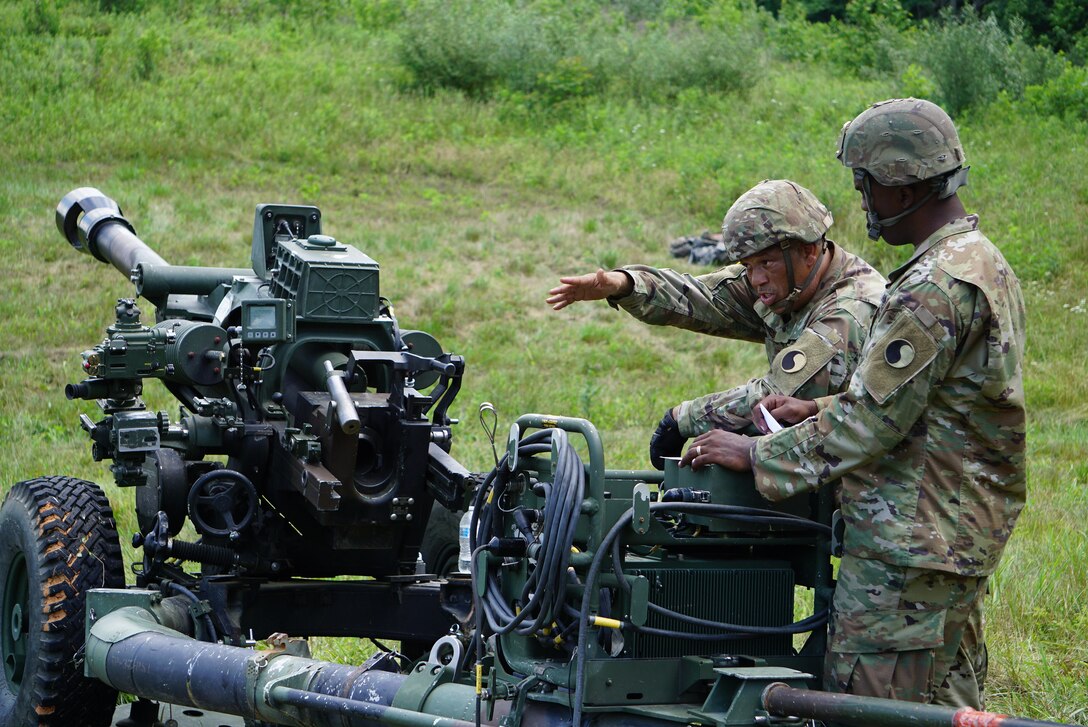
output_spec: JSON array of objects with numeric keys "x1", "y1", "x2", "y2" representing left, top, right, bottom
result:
[
  {"x1": 56, "y1": 188, "x2": 252, "y2": 307},
  {"x1": 762, "y1": 684, "x2": 1073, "y2": 727},
  {"x1": 56, "y1": 187, "x2": 168, "y2": 276}
]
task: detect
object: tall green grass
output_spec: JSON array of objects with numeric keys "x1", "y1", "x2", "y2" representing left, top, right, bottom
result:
[{"x1": 0, "y1": 1, "x2": 1085, "y2": 721}]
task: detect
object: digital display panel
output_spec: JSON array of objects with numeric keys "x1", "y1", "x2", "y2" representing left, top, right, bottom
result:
[
  {"x1": 246, "y1": 304, "x2": 277, "y2": 330},
  {"x1": 241, "y1": 299, "x2": 289, "y2": 343}
]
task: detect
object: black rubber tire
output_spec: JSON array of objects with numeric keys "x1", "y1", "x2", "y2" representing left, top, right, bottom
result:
[
  {"x1": 419, "y1": 502, "x2": 462, "y2": 577},
  {"x1": 0, "y1": 476, "x2": 125, "y2": 727}
]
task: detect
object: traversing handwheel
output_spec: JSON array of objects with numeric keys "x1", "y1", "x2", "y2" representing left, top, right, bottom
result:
[{"x1": 186, "y1": 469, "x2": 258, "y2": 537}]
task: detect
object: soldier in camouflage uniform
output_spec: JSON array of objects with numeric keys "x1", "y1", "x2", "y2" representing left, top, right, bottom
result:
[
  {"x1": 547, "y1": 179, "x2": 886, "y2": 468},
  {"x1": 682, "y1": 99, "x2": 1026, "y2": 708}
]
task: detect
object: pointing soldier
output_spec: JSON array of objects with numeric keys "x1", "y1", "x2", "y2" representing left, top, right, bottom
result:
[
  {"x1": 686, "y1": 99, "x2": 1026, "y2": 708},
  {"x1": 547, "y1": 179, "x2": 886, "y2": 469}
]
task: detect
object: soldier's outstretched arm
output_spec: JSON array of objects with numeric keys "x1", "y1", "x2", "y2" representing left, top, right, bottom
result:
[
  {"x1": 612, "y1": 265, "x2": 765, "y2": 340},
  {"x1": 547, "y1": 269, "x2": 633, "y2": 310}
]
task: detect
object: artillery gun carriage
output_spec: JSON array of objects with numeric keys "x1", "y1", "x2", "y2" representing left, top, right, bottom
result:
[{"x1": 0, "y1": 190, "x2": 1068, "y2": 727}]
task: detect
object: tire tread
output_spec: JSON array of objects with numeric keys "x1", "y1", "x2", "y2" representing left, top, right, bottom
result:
[{"x1": 1, "y1": 476, "x2": 124, "y2": 727}]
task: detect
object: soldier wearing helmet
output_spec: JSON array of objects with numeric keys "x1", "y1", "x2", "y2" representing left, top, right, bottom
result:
[
  {"x1": 687, "y1": 100, "x2": 1026, "y2": 709},
  {"x1": 546, "y1": 179, "x2": 885, "y2": 468}
]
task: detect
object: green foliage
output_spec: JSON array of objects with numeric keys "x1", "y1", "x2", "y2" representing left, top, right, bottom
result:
[
  {"x1": 1025, "y1": 63, "x2": 1088, "y2": 121},
  {"x1": 351, "y1": 0, "x2": 410, "y2": 29},
  {"x1": 99, "y1": 0, "x2": 146, "y2": 13},
  {"x1": 841, "y1": 0, "x2": 913, "y2": 74},
  {"x1": 23, "y1": 0, "x2": 60, "y2": 35},
  {"x1": 134, "y1": 27, "x2": 166, "y2": 81},
  {"x1": 908, "y1": 9, "x2": 1065, "y2": 115},
  {"x1": 898, "y1": 62, "x2": 935, "y2": 99},
  {"x1": 608, "y1": 21, "x2": 764, "y2": 101},
  {"x1": 397, "y1": 0, "x2": 763, "y2": 105},
  {"x1": 760, "y1": 0, "x2": 1088, "y2": 59},
  {"x1": 531, "y1": 56, "x2": 599, "y2": 109},
  {"x1": 397, "y1": 0, "x2": 553, "y2": 97},
  {"x1": 770, "y1": 0, "x2": 911, "y2": 75}
]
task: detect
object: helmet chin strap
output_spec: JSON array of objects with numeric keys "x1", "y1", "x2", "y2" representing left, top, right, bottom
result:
[
  {"x1": 859, "y1": 171, "x2": 940, "y2": 241},
  {"x1": 778, "y1": 240, "x2": 826, "y2": 314}
]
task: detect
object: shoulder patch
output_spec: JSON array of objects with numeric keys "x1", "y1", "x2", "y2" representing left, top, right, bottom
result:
[
  {"x1": 768, "y1": 327, "x2": 839, "y2": 395},
  {"x1": 858, "y1": 308, "x2": 940, "y2": 405},
  {"x1": 702, "y1": 263, "x2": 746, "y2": 288}
]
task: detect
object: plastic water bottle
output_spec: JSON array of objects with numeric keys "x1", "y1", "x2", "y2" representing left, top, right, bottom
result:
[{"x1": 457, "y1": 507, "x2": 475, "y2": 574}]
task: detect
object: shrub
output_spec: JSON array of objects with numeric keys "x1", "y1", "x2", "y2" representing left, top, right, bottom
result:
[
  {"x1": 898, "y1": 62, "x2": 935, "y2": 100},
  {"x1": 398, "y1": 0, "x2": 563, "y2": 98},
  {"x1": 135, "y1": 28, "x2": 167, "y2": 81},
  {"x1": 1026, "y1": 63, "x2": 1088, "y2": 122},
  {"x1": 23, "y1": 0, "x2": 60, "y2": 35},
  {"x1": 98, "y1": 0, "x2": 146, "y2": 13},
  {"x1": 606, "y1": 21, "x2": 763, "y2": 101},
  {"x1": 770, "y1": 0, "x2": 850, "y2": 66},
  {"x1": 397, "y1": 0, "x2": 762, "y2": 104},
  {"x1": 914, "y1": 8, "x2": 1061, "y2": 115}
]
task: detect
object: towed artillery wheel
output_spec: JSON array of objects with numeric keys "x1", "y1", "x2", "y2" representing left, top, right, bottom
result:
[{"x1": 0, "y1": 476, "x2": 125, "y2": 726}]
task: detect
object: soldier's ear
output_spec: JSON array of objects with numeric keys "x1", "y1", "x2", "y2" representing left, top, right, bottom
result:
[
  {"x1": 801, "y1": 241, "x2": 818, "y2": 266},
  {"x1": 897, "y1": 185, "x2": 916, "y2": 211}
]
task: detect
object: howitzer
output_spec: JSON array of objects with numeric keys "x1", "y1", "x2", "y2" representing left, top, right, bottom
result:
[
  {"x1": 56, "y1": 187, "x2": 470, "y2": 581},
  {"x1": 0, "y1": 191, "x2": 1076, "y2": 727}
]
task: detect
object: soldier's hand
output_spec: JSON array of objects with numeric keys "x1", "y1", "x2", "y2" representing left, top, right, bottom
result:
[
  {"x1": 680, "y1": 430, "x2": 753, "y2": 472},
  {"x1": 648, "y1": 407, "x2": 686, "y2": 470},
  {"x1": 752, "y1": 395, "x2": 818, "y2": 433},
  {"x1": 547, "y1": 269, "x2": 632, "y2": 310}
]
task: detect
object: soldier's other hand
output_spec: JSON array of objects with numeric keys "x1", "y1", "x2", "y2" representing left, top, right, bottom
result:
[
  {"x1": 680, "y1": 430, "x2": 753, "y2": 472},
  {"x1": 648, "y1": 407, "x2": 686, "y2": 470},
  {"x1": 753, "y1": 395, "x2": 818, "y2": 433},
  {"x1": 546, "y1": 269, "x2": 632, "y2": 310}
]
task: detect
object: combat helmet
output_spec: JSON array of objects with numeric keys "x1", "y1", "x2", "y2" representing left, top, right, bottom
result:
[
  {"x1": 721, "y1": 179, "x2": 834, "y2": 312},
  {"x1": 837, "y1": 98, "x2": 969, "y2": 240}
]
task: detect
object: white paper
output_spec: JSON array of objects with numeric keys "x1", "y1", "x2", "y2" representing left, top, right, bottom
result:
[{"x1": 759, "y1": 403, "x2": 783, "y2": 433}]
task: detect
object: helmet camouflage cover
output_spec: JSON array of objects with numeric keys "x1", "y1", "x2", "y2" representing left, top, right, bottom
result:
[
  {"x1": 720, "y1": 179, "x2": 834, "y2": 263},
  {"x1": 837, "y1": 97, "x2": 966, "y2": 187}
]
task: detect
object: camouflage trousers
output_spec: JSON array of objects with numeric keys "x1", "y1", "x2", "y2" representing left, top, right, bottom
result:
[{"x1": 824, "y1": 553, "x2": 987, "y2": 708}]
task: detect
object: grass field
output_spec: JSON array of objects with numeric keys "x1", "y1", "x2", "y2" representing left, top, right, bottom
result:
[{"x1": 0, "y1": 1, "x2": 1085, "y2": 722}]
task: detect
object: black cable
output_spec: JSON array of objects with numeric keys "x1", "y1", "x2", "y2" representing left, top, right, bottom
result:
[
  {"x1": 161, "y1": 581, "x2": 219, "y2": 643},
  {"x1": 623, "y1": 610, "x2": 830, "y2": 640},
  {"x1": 473, "y1": 430, "x2": 584, "y2": 641}
]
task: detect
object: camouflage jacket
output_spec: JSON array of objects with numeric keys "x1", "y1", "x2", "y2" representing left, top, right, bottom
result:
[
  {"x1": 613, "y1": 242, "x2": 885, "y2": 436},
  {"x1": 751, "y1": 217, "x2": 1026, "y2": 576}
]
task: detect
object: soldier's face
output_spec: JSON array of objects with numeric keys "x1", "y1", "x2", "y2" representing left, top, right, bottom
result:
[
  {"x1": 741, "y1": 247, "x2": 799, "y2": 313},
  {"x1": 853, "y1": 171, "x2": 912, "y2": 245}
]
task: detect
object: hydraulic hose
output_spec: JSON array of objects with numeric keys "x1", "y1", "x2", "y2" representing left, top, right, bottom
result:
[{"x1": 472, "y1": 429, "x2": 585, "y2": 639}]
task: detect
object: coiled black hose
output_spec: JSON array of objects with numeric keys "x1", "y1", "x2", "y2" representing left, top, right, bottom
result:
[{"x1": 471, "y1": 428, "x2": 585, "y2": 639}]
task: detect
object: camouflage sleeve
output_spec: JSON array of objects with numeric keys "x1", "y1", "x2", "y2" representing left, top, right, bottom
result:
[
  {"x1": 610, "y1": 264, "x2": 765, "y2": 343},
  {"x1": 749, "y1": 282, "x2": 969, "y2": 502},
  {"x1": 676, "y1": 308, "x2": 869, "y2": 437},
  {"x1": 676, "y1": 381, "x2": 766, "y2": 436}
]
